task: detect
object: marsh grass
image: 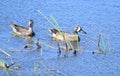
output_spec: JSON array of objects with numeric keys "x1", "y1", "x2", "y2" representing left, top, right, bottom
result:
[
  {"x1": 50, "y1": 15, "x2": 73, "y2": 48},
  {"x1": 0, "y1": 49, "x2": 11, "y2": 58},
  {"x1": 84, "y1": 34, "x2": 110, "y2": 54},
  {"x1": 101, "y1": 34, "x2": 107, "y2": 54},
  {"x1": 0, "y1": 60, "x2": 6, "y2": 69},
  {"x1": 37, "y1": 10, "x2": 80, "y2": 56},
  {"x1": 0, "y1": 60, "x2": 14, "y2": 72},
  {"x1": 97, "y1": 34, "x2": 111, "y2": 54},
  {"x1": 97, "y1": 34, "x2": 102, "y2": 54},
  {"x1": 50, "y1": 15, "x2": 74, "y2": 56}
]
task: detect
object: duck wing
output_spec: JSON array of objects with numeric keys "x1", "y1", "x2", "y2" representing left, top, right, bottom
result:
[
  {"x1": 14, "y1": 24, "x2": 29, "y2": 33},
  {"x1": 49, "y1": 29, "x2": 66, "y2": 34},
  {"x1": 49, "y1": 29, "x2": 59, "y2": 34},
  {"x1": 64, "y1": 33, "x2": 80, "y2": 42}
]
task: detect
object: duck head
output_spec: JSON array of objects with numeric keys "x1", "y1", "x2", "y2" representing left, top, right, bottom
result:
[
  {"x1": 28, "y1": 20, "x2": 34, "y2": 28},
  {"x1": 73, "y1": 26, "x2": 87, "y2": 34}
]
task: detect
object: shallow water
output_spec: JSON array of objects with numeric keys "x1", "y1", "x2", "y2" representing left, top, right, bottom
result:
[{"x1": 0, "y1": 0, "x2": 120, "y2": 76}]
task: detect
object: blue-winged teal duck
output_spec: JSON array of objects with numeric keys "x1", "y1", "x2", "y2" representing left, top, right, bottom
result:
[
  {"x1": 49, "y1": 26, "x2": 86, "y2": 42},
  {"x1": 49, "y1": 26, "x2": 86, "y2": 57},
  {"x1": 10, "y1": 20, "x2": 35, "y2": 37}
]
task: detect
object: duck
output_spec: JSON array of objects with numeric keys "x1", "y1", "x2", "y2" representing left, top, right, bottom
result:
[
  {"x1": 49, "y1": 26, "x2": 86, "y2": 42},
  {"x1": 10, "y1": 20, "x2": 35, "y2": 37},
  {"x1": 49, "y1": 26, "x2": 86, "y2": 56}
]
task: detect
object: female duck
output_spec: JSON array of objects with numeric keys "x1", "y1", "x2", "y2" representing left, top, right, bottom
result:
[
  {"x1": 49, "y1": 26, "x2": 86, "y2": 42},
  {"x1": 10, "y1": 20, "x2": 35, "y2": 37}
]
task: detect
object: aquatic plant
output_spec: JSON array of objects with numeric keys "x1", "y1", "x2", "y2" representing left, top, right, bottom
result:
[
  {"x1": 101, "y1": 34, "x2": 107, "y2": 54},
  {"x1": 0, "y1": 60, "x2": 14, "y2": 72},
  {"x1": 0, "y1": 48, "x2": 11, "y2": 58},
  {"x1": 0, "y1": 60, "x2": 6, "y2": 69},
  {"x1": 37, "y1": 10, "x2": 79, "y2": 57},
  {"x1": 97, "y1": 34, "x2": 103, "y2": 54},
  {"x1": 97, "y1": 34, "x2": 111, "y2": 54},
  {"x1": 50, "y1": 15, "x2": 73, "y2": 57}
]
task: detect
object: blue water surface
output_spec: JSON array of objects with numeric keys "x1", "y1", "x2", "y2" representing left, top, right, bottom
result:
[{"x1": 0, "y1": 0, "x2": 120, "y2": 76}]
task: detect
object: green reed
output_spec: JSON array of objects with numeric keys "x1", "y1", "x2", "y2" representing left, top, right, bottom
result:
[
  {"x1": 50, "y1": 15, "x2": 73, "y2": 48},
  {"x1": 0, "y1": 49, "x2": 11, "y2": 58},
  {"x1": 0, "y1": 60, "x2": 14, "y2": 72},
  {"x1": 101, "y1": 34, "x2": 107, "y2": 54},
  {"x1": 37, "y1": 10, "x2": 73, "y2": 51}
]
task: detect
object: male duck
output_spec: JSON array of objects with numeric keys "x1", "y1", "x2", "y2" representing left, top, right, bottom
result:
[
  {"x1": 10, "y1": 20, "x2": 35, "y2": 37},
  {"x1": 49, "y1": 26, "x2": 86, "y2": 42}
]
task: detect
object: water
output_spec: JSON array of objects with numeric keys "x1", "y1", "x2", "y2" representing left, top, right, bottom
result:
[{"x1": 0, "y1": 0, "x2": 120, "y2": 76}]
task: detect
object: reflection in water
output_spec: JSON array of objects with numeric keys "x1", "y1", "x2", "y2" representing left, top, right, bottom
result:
[{"x1": 53, "y1": 39, "x2": 81, "y2": 57}]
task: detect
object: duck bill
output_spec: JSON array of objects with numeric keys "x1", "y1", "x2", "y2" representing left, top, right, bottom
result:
[{"x1": 80, "y1": 29, "x2": 87, "y2": 34}]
